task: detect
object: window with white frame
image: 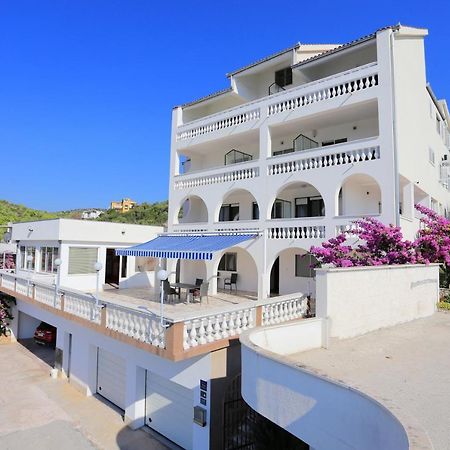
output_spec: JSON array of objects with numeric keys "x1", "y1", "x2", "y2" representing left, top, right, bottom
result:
[
  {"x1": 40, "y1": 247, "x2": 59, "y2": 273},
  {"x1": 68, "y1": 247, "x2": 98, "y2": 274},
  {"x1": 20, "y1": 246, "x2": 36, "y2": 270},
  {"x1": 429, "y1": 148, "x2": 435, "y2": 165}
]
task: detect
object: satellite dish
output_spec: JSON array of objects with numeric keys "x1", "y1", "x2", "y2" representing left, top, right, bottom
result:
[{"x1": 3, "y1": 232, "x2": 11, "y2": 242}]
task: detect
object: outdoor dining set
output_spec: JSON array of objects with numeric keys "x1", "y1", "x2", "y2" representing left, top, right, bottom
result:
[{"x1": 163, "y1": 273, "x2": 238, "y2": 305}]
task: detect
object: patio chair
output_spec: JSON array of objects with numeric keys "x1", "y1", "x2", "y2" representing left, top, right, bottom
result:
[
  {"x1": 163, "y1": 279, "x2": 179, "y2": 304},
  {"x1": 193, "y1": 282, "x2": 209, "y2": 304},
  {"x1": 224, "y1": 273, "x2": 238, "y2": 292},
  {"x1": 189, "y1": 278, "x2": 203, "y2": 294}
]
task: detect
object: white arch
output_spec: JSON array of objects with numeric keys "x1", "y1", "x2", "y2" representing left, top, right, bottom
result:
[
  {"x1": 336, "y1": 173, "x2": 382, "y2": 217},
  {"x1": 175, "y1": 195, "x2": 209, "y2": 224},
  {"x1": 215, "y1": 188, "x2": 260, "y2": 222}
]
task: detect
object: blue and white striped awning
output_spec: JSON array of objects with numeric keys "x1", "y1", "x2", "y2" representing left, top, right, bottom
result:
[{"x1": 115, "y1": 232, "x2": 259, "y2": 260}]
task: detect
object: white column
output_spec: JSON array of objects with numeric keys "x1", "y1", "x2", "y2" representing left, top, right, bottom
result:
[
  {"x1": 124, "y1": 363, "x2": 146, "y2": 430},
  {"x1": 259, "y1": 124, "x2": 272, "y2": 159},
  {"x1": 402, "y1": 182, "x2": 414, "y2": 219}
]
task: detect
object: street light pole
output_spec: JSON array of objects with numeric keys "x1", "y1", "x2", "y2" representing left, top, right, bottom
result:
[
  {"x1": 54, "y1": 258, "x2": 62, "y2": 308},
  {"x1": 156, "y1": 269, "x2": 168, "y2": 329},
  {"x1": 94, "y1": 261, "x2": 103, "y2": 308}
]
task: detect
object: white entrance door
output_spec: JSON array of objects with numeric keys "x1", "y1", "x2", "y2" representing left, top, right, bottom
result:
[
  {"x1": 145, "y1": 371, "x2": 193, "y2": 450},
  {"x1": 97, "y1": 348, "x2": 126, "y2": 410}
]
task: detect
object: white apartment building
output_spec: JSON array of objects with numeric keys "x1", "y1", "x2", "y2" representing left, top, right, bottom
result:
[
  {"x1": 12, "y1": 219, "x2": 163, "y2": 291},
  {"x1": 2, "y1": 24, "x2": 449, "y2": 450},
  {"x1": 168, "y1": 24, "x2": 450, "y2": 300}
]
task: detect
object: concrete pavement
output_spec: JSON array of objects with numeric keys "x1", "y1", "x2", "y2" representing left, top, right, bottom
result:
[{"x1": 0, "y1": 341, "x2": 170, "y2": 450}]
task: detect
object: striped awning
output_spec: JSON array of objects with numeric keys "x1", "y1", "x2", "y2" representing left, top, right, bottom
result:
[{"x1": 115, "y1": 232, "x2": 259, "y2": 260}]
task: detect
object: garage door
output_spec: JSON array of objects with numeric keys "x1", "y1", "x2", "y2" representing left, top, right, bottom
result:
[
  {"x1": 97, "y1": 348, "x2": 126, "y2": 410},
  {"x1": 146, "y1": 371, "x2": 193, "y2": 450}
]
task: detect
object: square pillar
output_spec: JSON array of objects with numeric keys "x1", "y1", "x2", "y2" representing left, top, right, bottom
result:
[
  {"x1": 402, "y1": 182, "x2": 414, "y2": 219},
  {"x1": 124, "y1": 363, "x2": 146, "y2": 430}
]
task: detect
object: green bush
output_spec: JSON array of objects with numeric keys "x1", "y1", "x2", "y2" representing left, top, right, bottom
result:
[{"x1": 438, "y1": 301, "x2": 450, "y2": 311}]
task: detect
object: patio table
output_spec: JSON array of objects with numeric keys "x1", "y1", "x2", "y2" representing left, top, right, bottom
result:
[{"x1": 170, "y1": 282, "x2": 198, "y2": 303}]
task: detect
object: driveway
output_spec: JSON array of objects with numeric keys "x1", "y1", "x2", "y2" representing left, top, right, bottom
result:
[{"x1": 0, "y1": 341, "x2": 170, "y2": 450}]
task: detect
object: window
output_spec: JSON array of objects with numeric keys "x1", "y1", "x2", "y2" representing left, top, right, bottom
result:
[
  {"x1": 275, "y1": 67, "x2": 293, "y2": 88},
  {"x1": 294, "y1": 196, "x2": 325, "y2": 217},
  {"x1": 20, "y1": 246, "x2": 35, "y2": 270},
  {"x1": 295, "y1": 254, "x2": 318, "y2": 278},
  {"x1": 224, "y1": 149, "x2": 252, "y2": 165},
  {"x1": 322, "y1": 138, "x2": 347, "y2": 146},
  {"x1": 219, "y1": 204, "x2": 239, "y2": 221},
  {"x1": 40, "y1": 247, "x2": 59, "y2": 273},
  {"x1": 252, "y1": 202, "x2": 259, "y2": 220},
  {"x1": 218, "y1": 253, "x2": 237, "y2": 272},
  {"x1": 271, "y1": 199, "x2": 291, "y2": 219},
  {"x1": 429, "y1": 148, "x2": 435, "y2": 165},
  {"x1": 121, "y1": 256, "x2": 128, "y2": 278},
  {"x1": 68, "y1": 247, "x2": 98, "y2": 274}
]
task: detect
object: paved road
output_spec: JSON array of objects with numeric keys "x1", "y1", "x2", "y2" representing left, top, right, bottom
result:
[{"x1": 0, "y1": 341, "x2": 170, "y2": 450}]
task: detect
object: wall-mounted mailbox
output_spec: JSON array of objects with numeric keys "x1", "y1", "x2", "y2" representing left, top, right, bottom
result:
[{"x1": 193, "y1": 405, "x2": 207, "y2": 427}]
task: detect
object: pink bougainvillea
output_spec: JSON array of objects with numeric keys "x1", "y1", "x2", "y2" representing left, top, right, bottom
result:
[{"x1": 310, "y1": 205, "x2": 450, "y2": 271}]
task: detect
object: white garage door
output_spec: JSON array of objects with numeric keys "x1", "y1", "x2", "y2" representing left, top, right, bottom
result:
[
  {"x1": 97, "y1": 348, "x2": 126, "y2": 410},
  {"x1": 146, "y1": 371, "x2": 193, "y2": 450}
]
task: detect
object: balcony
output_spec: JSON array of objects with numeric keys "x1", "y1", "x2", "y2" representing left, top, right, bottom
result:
[
  {"x1": 176, "y1": 63, "x2": 379, "y2": 144},
  {"x1": 0, "y1": 271, "x2": 308, "y2": 361},
  {"x1": 267, "y1": 136, "x2": 380, "y2": 176},
  {"x1": 174, "y1": 159, "x2": 259, "y2": 190}
]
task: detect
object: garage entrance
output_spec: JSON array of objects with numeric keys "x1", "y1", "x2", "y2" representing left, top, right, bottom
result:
[
  {"x1": 17, "y1": 311, "x2": 56, "y2": 368},
  {"x1": 96, "y1": 348, "x2": 126, "y2": 410},
  {"x1": 145, "y1": 371, "x2": 193, "y2": 450}
]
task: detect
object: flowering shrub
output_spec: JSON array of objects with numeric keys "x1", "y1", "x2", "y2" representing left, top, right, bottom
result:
[
  {"x1": 310, "y1": 217, "x2": 416, "y2": 267},
  {"x1": 0, "y1": 253, "x2": 15, "y2": 270},
  {"x1": 0, "y1": 293, "x2": 15, "y2": 337},
  {"x1": 310, "y1": 205, "x2": 450, "y2": 272}
]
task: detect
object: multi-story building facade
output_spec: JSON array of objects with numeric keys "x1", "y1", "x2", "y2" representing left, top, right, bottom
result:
[
  {"x1": 168, "y1": 24, "x2": 450, "y2": 300},
  {"x1": 110, "y1": 197, "x2": 137, "y2": 213},
  {"x1": 1, "y1": 24, "x2": 449, "y2": 450}
]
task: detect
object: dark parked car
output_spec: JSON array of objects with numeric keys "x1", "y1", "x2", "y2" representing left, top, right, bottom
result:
[{"x1": 34, "y1": 322, "x2": 56, "y2": 347}]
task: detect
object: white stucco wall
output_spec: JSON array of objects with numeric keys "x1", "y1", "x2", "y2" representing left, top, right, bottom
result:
[{"x1": 316, "y1": 264, "x2": 439, "y2": 339}]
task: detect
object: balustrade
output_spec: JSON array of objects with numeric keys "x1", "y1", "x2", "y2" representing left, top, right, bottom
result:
[
  {"x1": 262, "y1": 295, "x2": 308, "y2": 326},
  {"x1": 268, "y1": 143, "x2": 380, "y2": 176},
  {"x1": 174, "y1": 166, "x2": 259, "y2": 190},
  {"x1": 176, "y1": 108, "x2": 260, "y2": 142},
  {"x1": 183, "y1": 308, "x2": 255, "y2": 349},
  {"x1": 268, "y1": 226, "x2": 325, "y2": 240},
  {"x1": 105, "y1": 304, "x2": 166, "y2": 348}
]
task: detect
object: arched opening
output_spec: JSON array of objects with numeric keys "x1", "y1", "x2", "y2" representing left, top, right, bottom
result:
[
  {"x1": 270, "y1": 182, "x2": 325, "y2": 220},
  {"x1": 216, "y1": 247, "x2": 258, "y2": 296},
  {"x1": 338, "y1": 173, "x2": 381, "y2": 216},
  {"x1": 218, "y1": 189, "x2": 259, "y2": 222},
  {"x1": 176, "y1": 258, "x2": 207, "y2": 288},
  {"x1": 176, "y1": 195, "x2": 208, "y2": 224},
  {"x1": 269, "y1": 248, "x2": 318, "y2": 297}
]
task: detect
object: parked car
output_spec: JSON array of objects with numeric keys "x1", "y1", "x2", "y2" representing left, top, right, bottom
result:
[{"x1": 34, "y1": 322, "x2": 56, "y2": 347}]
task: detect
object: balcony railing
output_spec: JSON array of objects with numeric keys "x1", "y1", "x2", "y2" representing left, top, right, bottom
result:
[
  {"x1": 176, "y1": 62, "x2": 378, "y2": 143},
  {"x1": 267, "y1": 137, "x2": 380, "y2": 176},
  {"x1": 174, "y1": 160, "x2": 259, "y2": 190},
  {"x1": 0, "y1": 271, "x2": 309, "y2": 360}
]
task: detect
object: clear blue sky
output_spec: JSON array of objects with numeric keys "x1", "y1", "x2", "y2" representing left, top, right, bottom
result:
[{"x1": 1, "y1": 0, "x2": 449, "y2": 211}]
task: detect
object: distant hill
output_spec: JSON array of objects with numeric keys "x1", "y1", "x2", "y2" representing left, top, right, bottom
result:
[
  {"x1": 0, "y1": 200, "x2": 168, "y2": 227},
  {"x1": 97, "y1": 201, "x2": 168, "y2": 226}
]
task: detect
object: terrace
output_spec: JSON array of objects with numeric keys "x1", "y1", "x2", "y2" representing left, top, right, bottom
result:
[{"x1": 0, "y1": 270, "x2": 308, "y2": 361}]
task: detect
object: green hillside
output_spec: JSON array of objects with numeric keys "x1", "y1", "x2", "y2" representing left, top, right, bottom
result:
[
  {"x1": 0, "y1": 200, "x2": 168, "y2": 227},
  {"x1": 97, "y1": 201, "x2": 168, "y2": 226}
]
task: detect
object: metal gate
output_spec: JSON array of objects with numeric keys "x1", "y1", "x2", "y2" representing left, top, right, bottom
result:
[{"x1": 223, "y1": 374, "x2": 256, "y2": 450}]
